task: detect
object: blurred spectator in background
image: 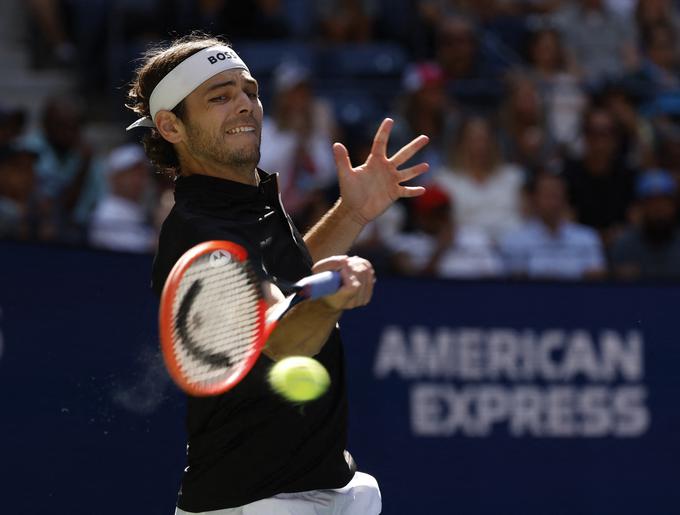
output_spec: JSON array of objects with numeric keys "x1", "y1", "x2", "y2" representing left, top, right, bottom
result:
[
  {"x1": 389, "y1": 62, "x2": 457, "y2": 183},
  {"x1": 561, "y1": 106, "x2": 637, "y2": 247},
  {"x1": 23, "y1": 96, "x2": 100, "y2": 242},
  {"x1": 626, "y1": 22, "x2": 680, "y2": 100},
  {"x1": 435, "y1": 115, "x2": 524, "y2": 242},
  {"x1": 552, "y1": 0, "x2": 636, "y2": 83},
  {"x1": 88, "y1": 144, "x2": 155, "y2": 253},
  {"x1": 315, "y1": 0, "x2": 379, "y2": 43},
  {"x1": 597, "y1": 81, "x2": 655, "y2": 168},
  {"x1": 25, "y1": 0, "x2": 77, "y2": 66},
  {"x1": 500, "y1": 172, "x2": 606, "y2": 279},
  {"x1": 633, "y1": 0, "x2": 680, "y2": 50},
  {"x1": 389, "y1": 185, "x2": 503, "y2": 278},
  {"x1": 499, "y1": 73, "x2": 558, "y2": 175},
  {"x1": 258, "y1": 62, "x2": 338, "y2": 231},
  {"x1": 0, "y1": 105, "x2": 27, "y2": 148},
  {"x1": 654, "y1": 127, "x2": 680, "y2": 207},
  {"x1": 611, "y1": 169, "x2": 680, "y2": 279},
  {"x1": 0, "y1": 144, "x2": 47, "y2": 240},
  {"x1": 435, "y1": 16, "x2": 503, "y2": 111},
  {"x1": 525, "y1": 26, "x2": 587, "y2": 153}
]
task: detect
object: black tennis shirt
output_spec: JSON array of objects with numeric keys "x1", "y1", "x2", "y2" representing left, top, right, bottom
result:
[{"x1": 152, "y1": 171, "x2": 354, "y2": 512}]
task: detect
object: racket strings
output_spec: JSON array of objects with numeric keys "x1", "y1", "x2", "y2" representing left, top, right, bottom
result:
[{"x1": 171, "y1": 254, "x2": 262, "y2": 386}]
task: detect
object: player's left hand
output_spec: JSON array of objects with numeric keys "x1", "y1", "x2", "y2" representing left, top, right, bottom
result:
[{"x1": 333, "y1": 118, "x2": 429, "y2": 225}]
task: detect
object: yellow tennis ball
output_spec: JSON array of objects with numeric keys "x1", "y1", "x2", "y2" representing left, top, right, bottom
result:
[{"x1": 269, "y1": 356, "x2": 330, "y2": 402}]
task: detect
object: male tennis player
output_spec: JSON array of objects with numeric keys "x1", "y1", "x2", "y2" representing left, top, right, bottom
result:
[{"x1": 127, "y1": 34, "x2": 429, "y2": 515}]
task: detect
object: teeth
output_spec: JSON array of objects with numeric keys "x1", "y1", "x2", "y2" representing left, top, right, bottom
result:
[{"x1": 227, "y1": 126, "x2": 255, "y2": 134}]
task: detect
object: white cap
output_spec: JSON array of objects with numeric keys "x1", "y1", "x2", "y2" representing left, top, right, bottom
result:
[
  {"x1": 106, "y1": 144, "x2": 148, "y2": 176},
  {"x1": 273, "y1": 61, "x2": 311, "y2": 93}
]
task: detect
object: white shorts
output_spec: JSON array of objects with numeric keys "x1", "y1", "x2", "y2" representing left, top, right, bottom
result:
[{"x1": 174, "y1": 472, "x2": 381, "y2": 515}]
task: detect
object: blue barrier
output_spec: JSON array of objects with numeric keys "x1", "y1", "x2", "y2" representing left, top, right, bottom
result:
[{"x1": 1, "y1": 241, "x2": 679, "y2": 514}]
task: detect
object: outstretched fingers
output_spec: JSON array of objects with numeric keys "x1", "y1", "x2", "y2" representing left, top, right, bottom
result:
[
  {"x1": 397, "y1": 162, "x2": 429, "y2": 183},
  {"x1": 389, "y1": 134, "x2": 429, "y2": 166},
  {"x1": 370, "y1": 118, "x2": 394, "y2": 158},
  {"x1": 399, "y1": 185, "x2": 426, "y2": 198},
  {"x1": 332, "y1": 142, "x2": 352, "y2": 174}
]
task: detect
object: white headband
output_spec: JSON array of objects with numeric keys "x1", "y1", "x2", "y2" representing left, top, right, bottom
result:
[{"x1": 126, "y1": 45, "x2": 250, "y2": 130}]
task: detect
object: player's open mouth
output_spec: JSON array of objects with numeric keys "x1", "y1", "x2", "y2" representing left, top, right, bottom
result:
[{"x1": 226, "y1": 126, "x2": 256, "y2": 134}]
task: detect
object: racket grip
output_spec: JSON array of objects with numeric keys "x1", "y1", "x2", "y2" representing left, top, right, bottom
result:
[{"x1": 295, "y1": 270, "x2": 343, "y2": 300}]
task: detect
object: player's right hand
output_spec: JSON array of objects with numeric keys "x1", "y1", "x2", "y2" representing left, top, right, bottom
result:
[{"x1": 312, "y1": 255, "x2": 375, "y2": 311}]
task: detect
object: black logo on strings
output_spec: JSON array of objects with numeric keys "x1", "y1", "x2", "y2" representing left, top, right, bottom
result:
[{"x1": 176, "y1": 280, "x2": 232, "y2": 368}]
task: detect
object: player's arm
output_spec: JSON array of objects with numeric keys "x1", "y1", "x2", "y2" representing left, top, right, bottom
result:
[
  {"x1": 262, "y1": 255, "x2": 374, "y2": 361},
  {"x1": 304, "y1": 118, "x2": 430, "y2": 262}
]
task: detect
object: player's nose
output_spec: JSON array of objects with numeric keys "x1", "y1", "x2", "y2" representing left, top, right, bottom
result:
[{"x1": 235, "y1": 90, "x2": 253, "y2": 114}]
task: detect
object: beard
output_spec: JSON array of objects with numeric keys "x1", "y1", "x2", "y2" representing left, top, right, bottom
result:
[{"x1": 184, "y1": 118, "x2": 261, "y2": 174}]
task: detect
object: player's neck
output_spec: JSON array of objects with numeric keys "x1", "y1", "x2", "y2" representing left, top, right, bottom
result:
[{"x1": 179, "y1": 154, "x2": 258, "y2": 186}]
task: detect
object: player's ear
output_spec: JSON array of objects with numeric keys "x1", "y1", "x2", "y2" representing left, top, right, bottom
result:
[{"x1": 155, "y1": 110, "x2": 184, "y2": 144}]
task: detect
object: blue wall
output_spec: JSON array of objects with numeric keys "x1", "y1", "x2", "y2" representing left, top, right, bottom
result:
[{"x1": 1, "y1": 241, "x2": 679, "y2": 514}]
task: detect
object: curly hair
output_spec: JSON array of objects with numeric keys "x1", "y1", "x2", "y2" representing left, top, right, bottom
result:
[{"x1": 126, "y1": 33, "x2": 229, "y2": 176}]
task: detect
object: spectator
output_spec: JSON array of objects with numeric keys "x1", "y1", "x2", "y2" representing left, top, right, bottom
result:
[
  {"x1": 552, "y1": 0, "x2": 637, "y2": 82},
  {"x1": 26, "y1": 0, "x2": 77, "y2": 66},
  {"x1": 435, "y1": 115, "x2": 524, "y2": 242},
  {"x1": 525, "y1": 26, "x2": 587, "y2": 152},
  {"x1": 611, "y1": 169, "x2": 680, "y2": 279},
  {"x1": 626, "y1": 22, "x2": 680, "y2": 99},
  {"x1": 434, "y1": 16, "x2": 503, "y2": 111},
  {"x1": 597, "y1": 81, "x2": 655, "y2": 168},
  {"x1": 0, "y1": 144, "x2": 48, "y2": 240},
  {"x1": 633, "y1": 0, "x2": 680, "y2": 49},
  {"x1": 88, "y1": 144, "x2": 156, "y2": 253},
  {"x1": 389, "y1": 185, "x2": 503, "y2": 278},
  {"x1": 258, "y1": 62, "x2": 338, "y2": 230},
  {"x1": 0, "y1": 105, "x2": 27, "y2": 148},
  {"x1": 500, "y1": 173, "x2": 606, "y2": 279},
  {"x1": 561, "y1": 106, "x2": 638, "y2": 247},
  {"x1": 23, "y1": 96, "x2": 101, "y2": 241},
  {"x1": 499, "y1": 73, "x2": 559, "y2": 174},
  {"x1": 654, "y1": 127, "x2": 680, "y2": 210},
  {"x1": 389, "y1": 62, "x2": 458, "y2": 183},
  {"x1": 315, "y1": 0, "x2": 379, "y2": 43}
]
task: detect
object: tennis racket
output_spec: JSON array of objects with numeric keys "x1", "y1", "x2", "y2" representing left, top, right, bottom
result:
[{"x1": 159, "y1": 240, "x2": 342, "y2": 396}]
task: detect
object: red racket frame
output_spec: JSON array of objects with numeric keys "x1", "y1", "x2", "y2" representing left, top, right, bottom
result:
[{"x1": 159, "y1": 240, "x2": 267, "y2": 396}]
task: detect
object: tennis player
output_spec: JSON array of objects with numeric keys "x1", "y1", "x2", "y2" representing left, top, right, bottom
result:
[{"x1": 127, "y1": 34, "x2": 429, "y2": 515}]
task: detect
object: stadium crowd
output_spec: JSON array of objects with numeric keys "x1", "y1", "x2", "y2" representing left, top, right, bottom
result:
[{"x1": 2, "y1": 0, "x2": 680, "y2": 280}]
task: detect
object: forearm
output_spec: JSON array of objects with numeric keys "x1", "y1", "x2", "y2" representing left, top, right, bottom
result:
[
  {"x1": 304, "y1": 198, "x2": 365, "y2": 262},
  {"x1": 263, "y1": 299, "x2": 342, "y2": 361}
]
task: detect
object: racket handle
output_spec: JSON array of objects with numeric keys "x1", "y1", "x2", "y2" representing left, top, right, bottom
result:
[{"x1": 295, "y1": 270, "x2": 343, "y2": 300}]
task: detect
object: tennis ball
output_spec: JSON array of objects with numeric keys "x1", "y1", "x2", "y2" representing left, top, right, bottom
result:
[{"x1": 269, "y1": 356, "x2": 330, "y2": 402}]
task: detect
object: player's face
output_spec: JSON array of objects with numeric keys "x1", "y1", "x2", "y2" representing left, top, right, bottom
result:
[{"x1": 181, "y1": 69, "x2": 263, "y2": 173}]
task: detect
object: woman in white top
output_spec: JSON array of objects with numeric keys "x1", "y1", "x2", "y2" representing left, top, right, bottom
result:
[{"x1": 435, "y1": 115, "x2": 524, "y2": 243}]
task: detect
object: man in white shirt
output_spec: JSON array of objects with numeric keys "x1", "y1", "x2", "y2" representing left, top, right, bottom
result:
[
  {"x1": 88, "y1": 144, "x2": 156, "y2": 253},
  {"x1": 389, "y1": 185, "x2": 503, "y2": 278},
  {"x1": 500, "y1": 173, "x2": 606, "y2": 279}
]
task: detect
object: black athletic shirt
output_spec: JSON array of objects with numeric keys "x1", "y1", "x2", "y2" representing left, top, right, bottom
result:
[{"x1": 151, "y1": 171, "x2": 355, "y2": 512}]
